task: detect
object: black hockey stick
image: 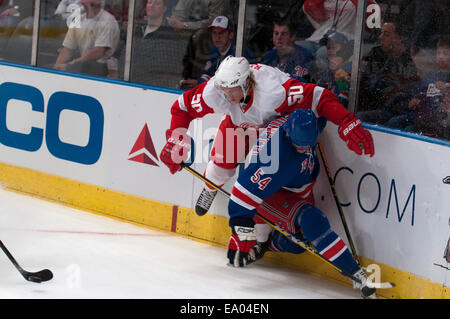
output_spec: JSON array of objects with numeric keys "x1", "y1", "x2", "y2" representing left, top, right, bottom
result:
[
  {"x1": 181, "y1": 165, "x2": 344, "y2": 272},
  {"x1": 317, "y1": 140, "x2": 360, "y2": 264},
  {"x1": 0, "y1": 240, "x2": 53, "y2": 283},
  {"x1": 182, "y1": 164, "x2": 395, "y2": 288}
]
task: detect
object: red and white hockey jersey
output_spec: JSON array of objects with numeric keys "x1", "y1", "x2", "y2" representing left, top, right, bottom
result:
[{"x1": 169, "y1": 64, "x2": 349, "y2": 131}]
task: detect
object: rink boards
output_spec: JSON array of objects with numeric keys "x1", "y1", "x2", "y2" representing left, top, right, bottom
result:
[{"x1": 0, "y1": 63, "x2": 448, "y2": 299}]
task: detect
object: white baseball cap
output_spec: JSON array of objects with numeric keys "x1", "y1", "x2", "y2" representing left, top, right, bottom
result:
[{"x1": 208, "y1": 16, "x2": 232, "y2": 31}]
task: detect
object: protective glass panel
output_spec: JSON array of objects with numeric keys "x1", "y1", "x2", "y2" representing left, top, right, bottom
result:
[
  {"x1": 127, "y1": 0, "x2": 233, "y2": 90},
  {"x1": 355, "y1": 0, "x2": 449, "y2": 141},
  {"x1": 37, "y1": 0, "x2": 125, "y2": 79},
  {"x1": 243, "y1": 0, "x2": 362, "y2": 109},
  {"x1": 0, "y1": 0, "x2": 35, "y2": 64}
]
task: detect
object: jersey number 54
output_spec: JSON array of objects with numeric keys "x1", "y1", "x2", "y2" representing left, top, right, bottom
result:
[{"x1": 251, "y1": 168, "x2": 272, "y2": 190}]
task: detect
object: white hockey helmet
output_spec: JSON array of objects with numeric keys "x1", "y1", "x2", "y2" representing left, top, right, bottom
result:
[{"x1": 214, "y1": 56, "x2": 250, "y2": 88}]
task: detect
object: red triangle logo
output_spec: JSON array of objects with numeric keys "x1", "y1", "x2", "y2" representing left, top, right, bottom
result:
[
  {"x1": 128, "y1": 153, "x2": 159, "y2": 166},
  {"x1": 128, "y1": 124, "x2": 159, "y2": 166}
]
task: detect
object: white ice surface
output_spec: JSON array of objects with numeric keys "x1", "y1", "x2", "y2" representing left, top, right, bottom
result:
[{"x1": 0, "y1": 187, "x2": 361, "y2": 299}]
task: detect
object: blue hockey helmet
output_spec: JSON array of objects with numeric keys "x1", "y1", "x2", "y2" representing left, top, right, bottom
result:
[{"x1": 283, "y1": 109, "x2": 319, "y2": 146}]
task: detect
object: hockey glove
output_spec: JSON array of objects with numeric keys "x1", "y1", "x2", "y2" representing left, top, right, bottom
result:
[
  {"x1": 159, "y1": 128, "x2": 191, "y2": 174},
  {"x1": 248, "y1": 239, "x2": 271, "y2": 265},
  {"x1": 227, "y1": 217, "x2": 256, "y2": 267},
  {"x1": 338, "y1": 113, "x2": 374, "y2": 157}
]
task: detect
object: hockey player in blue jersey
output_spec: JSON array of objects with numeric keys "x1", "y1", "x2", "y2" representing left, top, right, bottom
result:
[{"x1": 226, "y1": 109, "x2": 376, "y2": 298}]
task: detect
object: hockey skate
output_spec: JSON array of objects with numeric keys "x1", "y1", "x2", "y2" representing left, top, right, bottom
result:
[
  {"x1": 195, "y1": 188, "x2": 218, "y2": 216},
  {"x1": 352, "y1": 268, "x2": 377, "y2": 299}
]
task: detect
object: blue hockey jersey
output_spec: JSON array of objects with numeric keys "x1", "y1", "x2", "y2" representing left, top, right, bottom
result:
[{"x1": 228, "y1": 114, "x2": 327, "y2": 220}]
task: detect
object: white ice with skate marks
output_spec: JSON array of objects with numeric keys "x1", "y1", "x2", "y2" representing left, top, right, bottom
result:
[{"x1": 0, "y1": 186, "x2": 365, "y2": 299}]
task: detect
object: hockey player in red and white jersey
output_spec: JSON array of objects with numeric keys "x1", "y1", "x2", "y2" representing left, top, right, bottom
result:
[{"x1": 159, "y1": 56, "x2": 374, "y2": 216}]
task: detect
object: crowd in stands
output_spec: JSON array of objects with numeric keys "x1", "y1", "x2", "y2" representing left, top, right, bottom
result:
[{"x1": 0, "y1": 0, "x2": 447, "y2": 140}]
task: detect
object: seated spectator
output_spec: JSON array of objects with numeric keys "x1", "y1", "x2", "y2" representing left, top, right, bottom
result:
[
  {"x1": 137, "y1": 0, "x2": 170, "y2": 38},
  {"x1": 408, "y1": 35, "x2": 450, "y2": 139},
  {"x1": 169, "y1": 0, "x2": 231, "y2": 81},
  {"x1": 299, "y1": 0, "x2": 378, "y2": 77},
  {"x1": 53, "y1": 0, "x2": 120, "y2": 77},
  {"x1": 242, "y1": 4, "x2": 281, "y2": 60},
  {"x1": 301, "y1": 0, "x2": 379, "y2": 47},
  {"x1": 179, "y1": 15, "x2": 254, "y2": 90},
  {"x1": 0, "y1": 0, "x2": 34, "y2": 54},
  {"x1": 317, "y1": 32, "x2": 352, "y2": 108},
  {"x1": 167, "y1": 0, "x2": 229, "y2": 33},
  {"x1": 356, "y1": 21, "x2": 419, "y2": 127},
  {"x1": 123, "y1": 0, "x2": 190, "y2": 88},
  {"x1": 0, "y1": 1, "x2": 34, "y2": 34},
  {"x1": 263, "y1": 19, "x2": 313, "y2": 83}
]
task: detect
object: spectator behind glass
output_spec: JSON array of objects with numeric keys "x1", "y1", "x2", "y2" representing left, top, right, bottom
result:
[
  {"x1": 167, "y1": 0, "x2": 228, "y2": 33},
  {"x1": 53, "y1": 0, "x2": 120, "y2": 77},
  {"x1": 298, "y1": 0, "x2": 380, "y2": 80},
  {"x1": 140, "y1": 0, "x2": 169, "y2": 37},
  {"x1": 299, "y1": 1, "x2": 377, "y2": 58},
  {"x1": 171, "y1": 0, "x2": 231, "y2": 82},
  {"x1": 317, "y1": 32, "x2": 352, "y2": 108},
  {"x1": 408, "y1": 35, "x2": 450, "y2": 139},
  {"x1": 0, "y1": 0, "x2": 34, "y2": 54},
  {"x1": 301, "y1": 0, "x2": 379, "y2": 45},
  {"x1": 0, "y1": 1, "x2": 34, "y2": 33},
  {"x1": 263, "y1": 19, "x2": 313, "y2": 83},
  {"x1": 179, "y1": 15, "x2": 255, "y2": 91},
  {"x1": 125, "y1": 0, "x2": 191, "y2": 88},
  {"x1": 356, "y1": 21, "x2": 418, "y2": 128}
]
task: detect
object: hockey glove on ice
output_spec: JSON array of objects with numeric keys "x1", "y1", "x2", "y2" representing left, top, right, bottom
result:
[
  {"x1": 159, "y1": 128, "x2": 191, "y2": 174},
  {"x1": 227, "y1": 217, "x2": 256, "y2": 267},
  {"x1": 338, "y1": 113, "x2": 374, "y2": 157}
]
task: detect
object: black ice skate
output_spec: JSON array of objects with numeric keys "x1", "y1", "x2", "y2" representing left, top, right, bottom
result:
[{"x1": 195, "y1": 188, "x2": 218, "y2": 216}]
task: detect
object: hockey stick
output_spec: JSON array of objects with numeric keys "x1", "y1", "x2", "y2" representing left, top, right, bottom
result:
[
  {"x1": 317, "y1": 140, "x2": 360, "y2": 264},
  {"x1": 182, "y1": 164, "x2": 394, "y2": 288},
  {"x1": 0, "y1": 240, "x2": 53, "y2": 283},
  {"x1": 182, "y1": 165, "x2": 343, "y2": 273}
]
